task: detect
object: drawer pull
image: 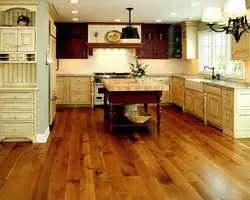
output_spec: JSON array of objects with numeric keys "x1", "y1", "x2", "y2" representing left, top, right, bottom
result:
[
  {"x1": 14, "y1": 116, "x2": 17, "y2": 119},
  {"x1": 13, "y1": 129, "x2": 16, "y2": 131},
  {"x1": 14, "y1": 96, "x2": 17, "y2": 99}
]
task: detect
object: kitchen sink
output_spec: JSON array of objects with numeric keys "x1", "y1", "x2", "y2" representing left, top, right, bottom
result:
[{"x1": 185, "y1": 78, "x2": 209, "y2": 92}]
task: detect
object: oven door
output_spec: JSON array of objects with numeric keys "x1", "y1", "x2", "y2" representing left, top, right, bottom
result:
[{"x1": 94, "y1": 83, "x2": 105, "y2": 105}]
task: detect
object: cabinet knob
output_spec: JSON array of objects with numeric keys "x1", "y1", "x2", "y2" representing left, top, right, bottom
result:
[
  {"x1": 14, "y1": 96, "x2": 17, "y2": 99},
  {"x1": 14, "y1": 116, "x2": 17, "y2": 119},
  {"x1": 13, "y1": 129, "x2": 16, "y2": 131}
]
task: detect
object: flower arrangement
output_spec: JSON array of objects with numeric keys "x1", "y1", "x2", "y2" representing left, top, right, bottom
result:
[
  {"x1": 17, "y1": 15, "x2": 30, "y2": 26},
  {"x1": 129, "y1": 57, "x2": 148, "y2": 78}
]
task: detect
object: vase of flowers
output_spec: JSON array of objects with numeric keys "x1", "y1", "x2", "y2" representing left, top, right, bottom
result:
[{"x1": 129, "y1": 57, "x2": 148, "y2": 83}]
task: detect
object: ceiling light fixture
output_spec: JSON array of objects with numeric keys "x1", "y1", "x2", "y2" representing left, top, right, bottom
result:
[
  {"x1": 202, "y1": 0, "x2": 248, "y2": 43},
  {"x1": 191, "y1": 2, "x2": 199, "y2": 6},
  {"x1": 69, "y1": 0, "x2": 79, "y2": 3},
  {"x1": 170, "y1": 12, "x2": 178, "y2": 15},
  {"x1": 120, "y1": 8, "x2": 140, "y2": 39},
  {"x1": 73, "y1": 18, "x2": 79, "y2": 21},
  {"x1": 72, "y1": 11, "x2": 79, "y2": 14},
  {"x1": 114, "y1": 19, "x2": 121, "y2": 22},
  {"x1": 156, "y1": 20, "x2": 162, "y2": 22}
]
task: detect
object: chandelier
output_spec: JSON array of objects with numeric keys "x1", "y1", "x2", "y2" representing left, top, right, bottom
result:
[{"x1": 201, "y1": 0, "x2": 249, "y2": 43}]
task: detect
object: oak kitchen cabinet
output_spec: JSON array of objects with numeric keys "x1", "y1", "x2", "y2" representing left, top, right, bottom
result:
[
  {"x1": 185, "y1": 88, "x2": 204, "y2": 119},
  {"x1": 141, "y1": 24, "x2": 168, "y2": 59},
  {"x1": 55, "y1": 23, "x2": 88, "y2": 59},
  {"x1": 231, "y1": 32, "x2": 250, "y2": 60},
  {"x1": 171, "y1": 77, "x2": 184, "y2": 108},
  {"x1": 180, "y1": 21, "x2": 198, "y2": 59},
  {"x1": 56, "y1": 76, "x2": 93, "y2": 106},
  {"x1": 206, "y1": 85, "x2": 222, "y2": 127}
]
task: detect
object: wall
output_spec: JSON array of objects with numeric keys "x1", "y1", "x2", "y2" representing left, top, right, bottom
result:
[{"x1": 37, "y1": 0, "x2": 49, "y2": 135}]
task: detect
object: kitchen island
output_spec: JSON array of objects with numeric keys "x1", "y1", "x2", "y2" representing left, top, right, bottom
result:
[{"x1": 102, "y1": 79, "x2": 169, "y2": 133}]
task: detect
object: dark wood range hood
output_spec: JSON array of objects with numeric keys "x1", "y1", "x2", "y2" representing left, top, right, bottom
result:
[{"x1": 85, "y1": 43, "x2": 145, "y2": 56}]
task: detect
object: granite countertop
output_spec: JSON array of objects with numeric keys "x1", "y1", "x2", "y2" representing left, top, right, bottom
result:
[
  {"x1": 56, "y1": 72, "x2": 94, "y2": 77},
  {"x1": 102, "y1": 79, "x2": 169, "y2": 92}
]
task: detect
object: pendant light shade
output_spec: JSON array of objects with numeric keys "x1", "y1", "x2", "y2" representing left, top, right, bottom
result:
[{"x1": 120, "y1": 8, "x2": 140, "y2": 39}]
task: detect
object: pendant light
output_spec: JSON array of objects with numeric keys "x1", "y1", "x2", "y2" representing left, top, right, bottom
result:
[{"x1": 120, "y1": 8, "x2": 140, "y2": 39}]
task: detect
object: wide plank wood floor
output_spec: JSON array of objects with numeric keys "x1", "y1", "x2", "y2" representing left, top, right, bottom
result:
[{"x1": 1, "y1": 106, "x2": 250, "y2": 199}]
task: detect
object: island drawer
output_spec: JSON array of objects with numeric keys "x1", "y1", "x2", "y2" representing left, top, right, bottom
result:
[
  {"x1": 207, "y1": 85, "x2": 222, "y2": 96},
  {"x1": 0, "y1": 102, "x2": 34, "y2": 111},
  {"x1": 0, "y1": 113, "x2": 34, "y2": 121},
  {"x1": 69, "y1": 77, "x2": 91, "y2": 84},
  {"x1": 0, "y1": 123, "x2": 34, "y2": 136},
  {"x1": 0, "y1": 92, "x2": 35, "y2": 101}
]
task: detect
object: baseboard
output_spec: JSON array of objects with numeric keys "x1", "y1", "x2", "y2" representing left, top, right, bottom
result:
[{"x1": 37, "y1": 127, "x2": 50, "y2": 143}]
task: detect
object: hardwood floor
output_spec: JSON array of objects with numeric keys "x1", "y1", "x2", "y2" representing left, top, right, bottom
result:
[{"x1": 1, "y1": 106, "x2": 250, "y2": 199}]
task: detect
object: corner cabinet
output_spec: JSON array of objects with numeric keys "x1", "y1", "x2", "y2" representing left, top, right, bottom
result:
[
  {"x1": 141, "y1": 24, "x2": 168, "y2": 59},
  {"x1": 180, "y1": 21, "x2": 198, "y2": 59},
  {"x1": 171, "y1": 77, "x2": 184, "y2": 108}
]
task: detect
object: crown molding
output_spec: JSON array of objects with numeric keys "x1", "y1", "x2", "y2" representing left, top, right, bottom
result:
[
  {"x1": 0, "y1": 0, "x2": 38, "y2": 5},
  {"x1": 49, "y1": 4, "x2": 58, "y2": 20}
]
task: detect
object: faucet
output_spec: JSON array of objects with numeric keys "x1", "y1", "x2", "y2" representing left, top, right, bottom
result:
[{"x1": 203, "y1": 66, "x2": 220, "y2": 80}]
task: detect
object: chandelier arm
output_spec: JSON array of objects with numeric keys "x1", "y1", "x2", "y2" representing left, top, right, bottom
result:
[
  {"x1": 242, "y1": 16, "x2": 250, "y2": 32},
  {"x1": 208, "y1": 24, "x2": 226, "y2": 33}
]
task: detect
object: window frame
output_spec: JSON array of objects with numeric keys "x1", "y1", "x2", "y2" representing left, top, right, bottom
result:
[{"x1": 198, "y1": 30, "x2": 245, "y2": 80}]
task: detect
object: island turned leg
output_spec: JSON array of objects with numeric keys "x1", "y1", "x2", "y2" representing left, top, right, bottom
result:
[
  {"x1": 144, "y1": 103, "x2": 148, "y2": 112},
  {"x1": 109, "y1": 101, "x2": 113, "y2": 133},
  {"x1": 156, "y1": 92, "x2": 162, "y2": 134},
  {"x1": 104, "y1": 88, "x2": 107, "y2": 121}
]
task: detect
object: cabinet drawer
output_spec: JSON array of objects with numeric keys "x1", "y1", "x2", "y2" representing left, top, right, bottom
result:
[
  {"x1": 223, "y1": 109, "x2": 234, "y2": 130},
  {"x1": 207, "y1": 85, "x2": 222, "y2": 96},
  {"x1": 69, "y1": 94, "x2": 91, "y2": 104},
  {"x1": 222, "y1": 89, "x2": 234, "y2": 109},
  {"x1": 0, "y1": 102, "x2": 34, "y2": 111},
  {"x1": 236, "y1": 91, "x2": 250, "y2": 110},
  {"x1": 70, "y1": 77, "x2": 91, "y2": 84},
  {"x1": 70, "y1": 83, "x2": 91, "y2": 92},
  {"x1": 0, "y1": 113, "x2": 34, "y2": 121},
  {"x1": 0, "y1": 123, "x2": 34, "y2": 136},
  {"x1": 0, "y1": 92, "x2": 34, "y2": 101}
]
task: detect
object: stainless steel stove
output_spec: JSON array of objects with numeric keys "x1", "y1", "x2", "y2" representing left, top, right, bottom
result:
[{"x1": 94, "y1": 72, "x2": 131, "y2": 105}]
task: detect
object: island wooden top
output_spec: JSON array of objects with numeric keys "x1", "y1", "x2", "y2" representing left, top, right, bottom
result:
[{"x1": 102, "y1": 79, "x2": 169, "y2": 92}]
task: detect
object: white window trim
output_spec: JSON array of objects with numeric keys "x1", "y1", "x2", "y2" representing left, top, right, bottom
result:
[{"x1": 198, "y1": 30, "x2": 244, "y2": 80}]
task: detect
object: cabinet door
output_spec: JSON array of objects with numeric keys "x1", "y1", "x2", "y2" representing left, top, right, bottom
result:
[
  {"x1": 0, "y1": 29, "x2": 17, "y2": 52},
  {"x1": 18, "y1": 29, "x2": 36, "y2": 52},
  {"x1": 56, "y1": 78, "x2": 67, "y2": 104},
  {"x1": 185, "y1": 90, "x2": 195, "y2": 112},
  {"x1": 223, "y1": 109, "x2": 234, "y2": 130},
  {"x1": 231, "y1": 32, "x2": 249, "y2": 60},
  {"x1": 207, "y1": 94, "x2": 222, "y2": 126},
  {"x1": 161, "y1": 90, "x2": 169, "y2": 103},
  {"x1": 194, "y1": 93, "x2": 204, "y2": 118},
  {"x1": 56, "y1": 23, "x2": 71, "y2": 58}
]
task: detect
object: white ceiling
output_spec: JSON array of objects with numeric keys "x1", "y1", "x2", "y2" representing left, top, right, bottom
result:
[{"x1": 49, "y1": 0, "x2": 229, "y2": 23}]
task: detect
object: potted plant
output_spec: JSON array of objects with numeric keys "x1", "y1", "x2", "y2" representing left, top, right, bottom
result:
[
  {"x1": 129, "y1": 57, "x2": 148, "y2": 83},
  {"x1": 17, "y1": 15, "x2": 30, "y2": 26}
]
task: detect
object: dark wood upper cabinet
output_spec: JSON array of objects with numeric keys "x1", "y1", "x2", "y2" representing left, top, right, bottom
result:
[
  {"x1": 55, "y1": 23, "x2": 88, "y2": 59},
  {"x1": 141, "y1": 24, "x2": 169, "y2": 59}
]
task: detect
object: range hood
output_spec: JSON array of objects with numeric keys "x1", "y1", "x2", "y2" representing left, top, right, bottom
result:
[{"x1": 85, "y1": 42, "x2": 144, "y2": 56}]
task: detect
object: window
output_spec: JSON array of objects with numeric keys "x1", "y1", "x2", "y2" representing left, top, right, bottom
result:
[{"x1": 198, "y1": 31, "x2": 244, "y2": 78}]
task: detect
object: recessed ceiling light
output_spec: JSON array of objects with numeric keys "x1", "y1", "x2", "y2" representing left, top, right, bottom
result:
[
  {"x1": 156, "y1": 20, "x2": 162, "y2": 22},
  {"x1": 73, "y1": 18, "x2": 79, "y2": 21},
  {"x1": 190, "y1": 2, "x2": 199, "y2": 6},
  {"x1": 72, "y1": 11, "x2": 79, "y2": 14},
  {"x1": 114, "y1": 19, "x2": 121, "y2": 22},
  {"x1": 69, "y1": 0, "x2": 79, "y2": 3},
  {"x1": 169, "y1": 12, "x2": 178, "y2": 16}
]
